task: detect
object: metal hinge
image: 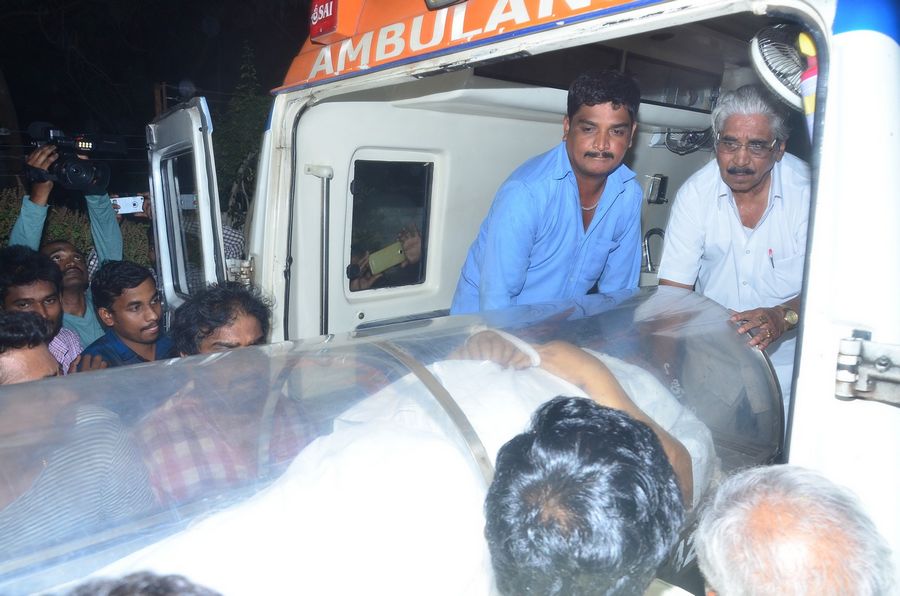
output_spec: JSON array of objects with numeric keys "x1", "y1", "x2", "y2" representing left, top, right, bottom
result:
[
  {"x1": 835, "y1": 332, "x2": 900, "y2": 408},
  {"x1": 226, "y1": 257, "x2": 254, "y2": 285}
]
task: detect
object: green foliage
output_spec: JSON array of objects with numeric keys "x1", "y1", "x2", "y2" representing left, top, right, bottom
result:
[
  {"x1": 43, "y1": 205, "x2": 94, "y2": 254},
  {"x1": 0, "y1": 186, "x2": 151, "y2": 266},
  {"x1": 0, "y1": 186, "x2": 21, "y2": 245},
  {"x1": 214, "y1": 43, "x2": 271, "y2": 228},
  {"x1": 119, "y1": 219, "x2": 152, "y2": 268}
]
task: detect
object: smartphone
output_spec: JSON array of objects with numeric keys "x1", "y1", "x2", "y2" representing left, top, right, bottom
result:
[
  {"x1": 367, "y1": 242, "x2": 405, "y2": 275},
  {"x1": 110, "y1": 195, "x2": 144, "y2": 215}
]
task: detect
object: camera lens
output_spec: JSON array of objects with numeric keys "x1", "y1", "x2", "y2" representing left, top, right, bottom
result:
[
  {"x1": 60, "y1": 159, "x2": 90, "y2": 182},
  {"x1": 49, "y1": 156, "x2": 110, "y2": 193}
]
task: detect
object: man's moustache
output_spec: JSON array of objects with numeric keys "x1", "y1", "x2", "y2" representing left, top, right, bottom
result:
[
  {"x1": 727, "y1": 167, "x2": 755, "y2": 176},
  {"x1": 585, "y1": 151, "x2": 615, "y2": 159}
]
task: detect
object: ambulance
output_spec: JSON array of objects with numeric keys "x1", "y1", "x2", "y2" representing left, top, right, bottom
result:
[
  {"x1": 149, "y1": 0, "x2": 899, "y2": 571},
  {"x1": 1, "y1": 0, "x2": 897, "y2": 592}
]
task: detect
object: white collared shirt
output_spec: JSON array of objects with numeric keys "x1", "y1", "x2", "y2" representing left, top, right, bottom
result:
[{"x1": 658, "y1": 153, "x2": 811, "y2": 312}]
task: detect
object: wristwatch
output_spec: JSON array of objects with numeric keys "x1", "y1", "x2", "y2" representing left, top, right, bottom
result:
[{"x1": 781, "y1": 306, "x2": 799, "y2": 329}]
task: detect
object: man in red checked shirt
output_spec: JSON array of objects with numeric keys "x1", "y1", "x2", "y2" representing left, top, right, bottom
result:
[{"x1": 132, "y1": 283, "x2": 317, "y2": 506}]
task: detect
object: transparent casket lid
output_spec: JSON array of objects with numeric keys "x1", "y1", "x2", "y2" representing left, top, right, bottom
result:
[{"x1": 0, "y1": 286, "x2": 782, "y2": 594}]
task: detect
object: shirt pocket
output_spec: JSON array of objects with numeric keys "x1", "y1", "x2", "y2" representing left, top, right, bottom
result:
[
  {"x1": 760, "y1": 251, "x2": 804, "y2": 300},
  {"x1": 582, "y1": 238, "x2": 618, "y2": 282}
]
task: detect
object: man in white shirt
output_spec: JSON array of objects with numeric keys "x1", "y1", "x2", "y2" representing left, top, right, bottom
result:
[{"x1": 658, "y1": 85, "x2": 810, "y2": 413}]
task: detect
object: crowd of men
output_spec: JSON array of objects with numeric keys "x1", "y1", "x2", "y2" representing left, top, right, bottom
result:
[{"x1": 0, "y1": 70, "x2": 894, "y2": 595}]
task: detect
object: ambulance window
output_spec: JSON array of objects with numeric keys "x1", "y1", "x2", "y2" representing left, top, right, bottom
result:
[
  {"x1": 160, "y1": 153, "x2": 206, "y2": 297},
  {"x1": 348, "y1": 160, "x2": 432, "y2": 292}
]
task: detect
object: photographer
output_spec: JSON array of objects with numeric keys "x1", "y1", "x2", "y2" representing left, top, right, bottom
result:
[{"x1": 9, "y1": 144, "x2": 123, "y2": 346}]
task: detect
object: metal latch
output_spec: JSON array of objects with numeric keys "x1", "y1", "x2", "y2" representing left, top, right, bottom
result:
[
  {"x1": 226, "y1": 257, "x2": 254, "y2": 285},
  {"x1": 835, "y1": 332, "x2": 900, "y2": 407}
]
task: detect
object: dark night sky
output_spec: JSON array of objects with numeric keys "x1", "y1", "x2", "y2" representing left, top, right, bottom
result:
[{"x1": 0, "y1": 0, "x2": 310, "y2": 191}]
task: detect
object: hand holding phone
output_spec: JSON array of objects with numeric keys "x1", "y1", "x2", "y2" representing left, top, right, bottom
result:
[
  {"x1": 367, "y1": 242, "x2": 406, "y2": 275},
  {"x1": 110, "y1": 195, "x2": 145, "y2": 215}
]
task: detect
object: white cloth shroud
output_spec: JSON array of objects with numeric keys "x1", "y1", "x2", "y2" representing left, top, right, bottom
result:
[{"x1": 96, "y1": 352, "x2": 716, "y2": 595}]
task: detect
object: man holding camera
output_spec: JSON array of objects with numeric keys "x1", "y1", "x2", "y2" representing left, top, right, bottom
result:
[{"x1": 9, "y1": 144, "x2": 123, "y2": 347}]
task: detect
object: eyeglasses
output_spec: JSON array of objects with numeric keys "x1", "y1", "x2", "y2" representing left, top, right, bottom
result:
[{"x1": 715, "y1": 134, "x2": 779, "y2": 158}]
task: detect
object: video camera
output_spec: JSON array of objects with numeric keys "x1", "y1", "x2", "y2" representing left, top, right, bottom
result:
[{"x1": 26, "y1": 122, "x2": 127, "y2": 194}]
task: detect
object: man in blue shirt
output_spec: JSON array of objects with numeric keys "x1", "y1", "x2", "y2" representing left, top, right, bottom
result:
[
  {"x1": 451, "y1": 70, "x2": 643, "y2": 314},
  {"x1": 80, "y1": 260, "x2": 175, "y2": 368}
]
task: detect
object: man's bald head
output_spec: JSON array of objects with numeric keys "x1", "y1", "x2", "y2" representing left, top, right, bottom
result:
[{"x1": 695, "y1": 465, "x2": 895, "y2": 596}]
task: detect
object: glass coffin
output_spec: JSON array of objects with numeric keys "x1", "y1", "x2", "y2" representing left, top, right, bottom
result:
[{"x1": 0, "y1": 287, "x2": 782, "y2": 595}]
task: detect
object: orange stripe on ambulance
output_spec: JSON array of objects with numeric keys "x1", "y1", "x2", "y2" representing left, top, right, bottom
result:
[{"x1": 306, "y1": 0, "x2": 594, "y2": 80}]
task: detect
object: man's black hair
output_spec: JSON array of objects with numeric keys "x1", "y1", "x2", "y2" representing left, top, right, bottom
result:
[
  {"x1": 42, "y1": 237, "x2": 80, "y2": 248},
  {"x1": 91, "y1": 260, "x2": 155, "y2": 311},
  {"x1": 485, "y1": 397, "x2": 684, "y2": 596},
  {"x1": 567, "y1": 70, "x2": 641, "y2": 122},
  {"x1": 170, "y1": 282, "x2": 271, "y2": 356},
  {"x1": 40, "y1": 238, "x2": 85, "y2": 257},
  {"x1": 0, "y1": 245, "x2": 63, "y2": 304},
  {"x1": 67, "y1": 571, "x2": 221, "y2": 596},
  {"x1": 0, "y1": 311, "x2": 54, "y2": 354}
]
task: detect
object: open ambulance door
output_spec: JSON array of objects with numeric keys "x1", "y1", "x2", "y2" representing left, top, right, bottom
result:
[{"x1": 146, "y1": 97, "x2": 227, "y2": 314}]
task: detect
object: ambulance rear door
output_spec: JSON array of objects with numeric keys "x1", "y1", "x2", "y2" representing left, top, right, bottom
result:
[{"x1": 146, "y1": 96, "x2": 228, "y2": 312}]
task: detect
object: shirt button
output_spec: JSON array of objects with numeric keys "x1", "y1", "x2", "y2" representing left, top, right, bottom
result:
[
  {"x1": 742, "y1": 281, "x2": 748, "y2": 285},
  {"x1": 745, "y1": 250, "x2": 751, "y2": 254}
]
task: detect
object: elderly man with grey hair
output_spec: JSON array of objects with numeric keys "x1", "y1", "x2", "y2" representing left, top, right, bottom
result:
[
  {"x1": 694, "y1": 465, "x2": 896, "y2": 596},
  {"x1": 658, "y1": 85, "x2": 810, "y2": 414}
]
